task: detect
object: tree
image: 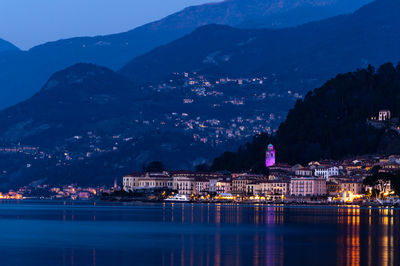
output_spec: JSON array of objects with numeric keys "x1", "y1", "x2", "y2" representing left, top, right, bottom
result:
[
  {"x1": 143, "y1": 161, "x2": 165, "y2": 172},
  {"x1": 211, "y1": 62, "x2": 400, "y2": 170},
  {"x1": 364, "y1": 171, "x2": 400, "y2": 196},
  {"x1": 195, "y1": 163, "x2": 210, "y2": 172}
]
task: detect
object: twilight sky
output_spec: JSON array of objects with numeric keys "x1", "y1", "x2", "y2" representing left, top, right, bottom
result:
[{"x1": 0, "y1": 0, "x2": 214, "y2": 50}]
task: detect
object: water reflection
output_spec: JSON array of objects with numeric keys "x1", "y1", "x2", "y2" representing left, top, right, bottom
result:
[
  {"x1": 0, "y1": 201, "x2": 399, "y2": 265},
  {"x1": 336, "y1": 206, "x2": 360, "y2": 266},
  {"x1": 337, "y1": 206, "x2": 399, "y2": 266}
]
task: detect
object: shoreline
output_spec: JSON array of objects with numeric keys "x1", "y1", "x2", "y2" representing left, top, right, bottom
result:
[{"x1": 2, "y1": 198, "x2": 399, "y2": 209}]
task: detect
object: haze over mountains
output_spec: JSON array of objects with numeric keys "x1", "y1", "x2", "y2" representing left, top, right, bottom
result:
[{"x1": 0, "y1": 0, "x2": 371, "y2": 109}]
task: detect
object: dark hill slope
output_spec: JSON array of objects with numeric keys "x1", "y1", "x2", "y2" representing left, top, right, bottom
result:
[
  {"x1": 0, "y1": 64, "x2": 244, "y2": 188},
  {"x1": 0, "y1": 64, "x2": 140, "y2": 145},
  {"x1": 121, "y1": 0, "x2": 400, "y2": 90},
  {"x1": 211, "y1": 63, "x2": 400, "y2": 171}
]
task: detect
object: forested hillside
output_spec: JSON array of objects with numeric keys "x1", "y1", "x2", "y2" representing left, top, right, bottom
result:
[{"x1": 211, "y1": 63, "x2": 400, "y2": 171}]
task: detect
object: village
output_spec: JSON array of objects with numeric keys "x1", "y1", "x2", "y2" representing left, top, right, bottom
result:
[
  {"x1": 120, "y1": 144, "x2": 400, "y2": 205},
  {"x1": 2, "y1": 110, "x2": 399, "y2": 205}
]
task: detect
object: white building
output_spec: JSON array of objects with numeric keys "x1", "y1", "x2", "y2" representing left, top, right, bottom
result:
[
  {"x1": 172, "y1": 175, "x2": 195, "y2": 195},
  {"x1": 123, "y1": 172, "x2": 172, "y2": 191},
  {"x1": 123, "y1": 173, "x2": 144, "y2": 191},
  {"x1": 379, "y1": 110, "x2": 391, "y2": 121},
  {"x1": 314, "y1": 166, "x2": 339, "y2": 180}
]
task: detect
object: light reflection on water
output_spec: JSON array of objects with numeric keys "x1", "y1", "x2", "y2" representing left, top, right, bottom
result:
[{"x1": 0, "y1": 201, "x2": 398, "y2": 266}]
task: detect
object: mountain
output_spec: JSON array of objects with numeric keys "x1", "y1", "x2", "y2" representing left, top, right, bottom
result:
[
  {"x1": 0, "y1": 39, "x2": 19, "y2": 52},
  {"x1": 29, "y1": 0, "x2": 370, "y2": 68},
  {"x1": 0, "y1": 0, "x2": 371, "y2": 109},
  {"x1": 0, "y1": 64, "x2": 138, "y2": 145},
  {"x1": 0, "y1": 62, "x2": 296, "y2": 189},
  {"x1": 210, "y1": 62, "x2": 400, "y2": 172},
  {"x1": 121, "y1": 0, "x2": 400, "y2": 93},
  {"x1": 0, "y1": 64, "x2": 199, "y2": 187}
]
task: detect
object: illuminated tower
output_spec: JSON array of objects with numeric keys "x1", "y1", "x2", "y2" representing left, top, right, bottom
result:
[{"x1": 265, "y1": 144, "x2": 276, "y2": 167}]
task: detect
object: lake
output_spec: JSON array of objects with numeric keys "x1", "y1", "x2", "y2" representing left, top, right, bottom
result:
[{"x1": 0, "y1": 201, "x2": 398, "y2": 266}]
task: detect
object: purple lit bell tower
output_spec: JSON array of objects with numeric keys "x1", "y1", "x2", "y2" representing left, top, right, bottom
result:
[{"x1": 265, "y1": 144, "x2": 275, "y2": 167}]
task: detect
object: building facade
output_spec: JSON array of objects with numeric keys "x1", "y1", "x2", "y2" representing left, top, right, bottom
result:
[
  {"x1": 194, "y1": 178, "x2": 210, "y2": 195},
  {"x1": 123, "y1": 172, "x2": 172, "y2": 191},
  {"x1": 232, "y1": 177, "x2": 253, "y2": 193},
  {"x1": 216, "y1": 180, "x2": 232, "y2": 194},
  {"x1": 259, "y1": 180, "x2": 290, "y2": 195},
  {"x1": 339, "y1": 181, "x2": 363, "y2": 195},
  {"x1": 290, "y1": 177, "x2": 327, "y2": 197},
  {"x1": 295, "y1": 168, "x2": 313, "y2": 177},
  {"x1": 173, "y1": 175, "x2": 195, "y2": 195},
  {"x1": 314, "y1": 166, "x2": 339, "y2": 180},
  {"x1": 123, "y1": 173, "x2": 144, "y2": 191}
]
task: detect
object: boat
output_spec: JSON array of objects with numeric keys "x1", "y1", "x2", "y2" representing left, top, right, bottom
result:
[{"x1": 164, "y1": 194, "x2": 190, "y2": 202}]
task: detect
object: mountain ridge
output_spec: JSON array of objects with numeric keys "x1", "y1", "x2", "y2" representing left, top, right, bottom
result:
[
  {"x1": 120, "y1": 0, "x2": 400, "y2": 93},
  {"x1": 1, "y1": 63, "x2": 272, "y2": 188},
  {"x1": 0, "y1": 39, "x2": 19, "y2": 52},
  {"x1": 0, "y1": 0, "x2": 372, "y2": 109}
]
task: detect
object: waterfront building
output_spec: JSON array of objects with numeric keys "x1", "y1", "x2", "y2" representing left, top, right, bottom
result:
[
  {"x1": 171, "y1": 171, "x2": 222, "y2": 194},
  {"x1": 138, "y1": 173, "x2": 172, "y2": 189},
  {"x1": 123, "y1": 172, "x2": 144, "y2": 191},
  {"x1": 246, "y1": 182, "x2": 262, "y2": 195},
  {"x1": 339, "y1": 180, "x2": 363, "y2": 195},
  {"x1": 194, "y1": 178, "x2": 210, "y2": 195},
  {"x1": 78, "y1": 191, "x2": 92, "y2": 199},
  {"x1": 232, "y1": 174, "x2": 264, "y2": 193},
  {"x1": 172, "y1": 175, "x2": 195, "y2": 195},
  {"x1": 326, "y1": 181, "x2": 340, "y2": 196},
  {"x1": 170, "y1": 171, "x2": 220, "y2": 179},
  {"x1": 216, "y1": 180, "x2": 232, "y2": 194},
  {"x1": 232, "y1": 177, "x2": 252, "y2": 193},
  {"x1": 123, "y1": 172, "x2": 172, "y2": 191},
  {"x1": 208, "y1": 178, "x2": 219, "y2": 193},
  {"x1": 259, "y1": 180, "x2": 290, "y2": 195},
  {"x1": 290, "y1": 177, "x2": 327, "y2": 197}
]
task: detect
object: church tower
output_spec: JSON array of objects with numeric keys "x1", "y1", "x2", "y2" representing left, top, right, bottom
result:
[{"x1": 265, "y1": 144, "x2": 276, "y2": 167}]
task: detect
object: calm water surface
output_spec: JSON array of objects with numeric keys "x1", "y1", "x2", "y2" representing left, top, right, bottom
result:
[{"x1": 0, "y1": 201, "x2": 398, "y2": 266}]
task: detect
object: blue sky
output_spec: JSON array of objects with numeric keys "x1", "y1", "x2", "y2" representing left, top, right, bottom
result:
[{"x1": 0, "y1": 0, "x2": 213, "y2": 50}]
